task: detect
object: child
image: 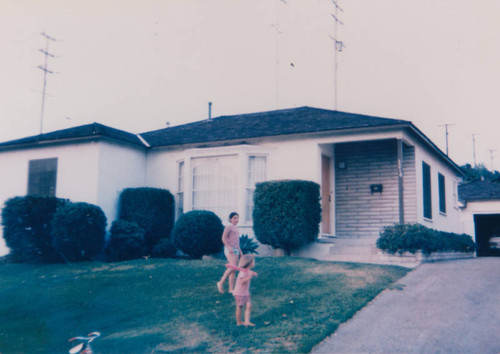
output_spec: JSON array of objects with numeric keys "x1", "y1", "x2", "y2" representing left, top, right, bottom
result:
[
  {"x1": 232, "y1": 254, "x2": 257, "y2": 326},
  {"x1": 217, "y1": 212, "x2": 242, "y2": 294}
]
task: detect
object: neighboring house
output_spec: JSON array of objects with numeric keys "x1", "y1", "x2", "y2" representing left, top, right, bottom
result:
[
  {"x1": 459, "y1": 178, "x2": 500, "y2": 256},
  {"x1": 0, "y1": 106, "x2": 465, "y2": 260}
]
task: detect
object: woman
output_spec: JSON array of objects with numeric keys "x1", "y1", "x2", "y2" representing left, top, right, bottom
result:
[{"x1": 217, "y1": 212, "x2": 242, "y2": 294}]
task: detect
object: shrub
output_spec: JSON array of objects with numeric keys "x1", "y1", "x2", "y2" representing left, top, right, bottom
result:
[
  {"x1": 377, "y1": 223, "x2": 476, "y2": 256},
  {"x1": 51, "y1": 202, "x2": 107, "y2": 262},
  {"x1": 253, "y1": 180, "x2": 321, "y2": 255},
  {"x1": 105, "y1": 220, "x2": 146, "y2": 262},
  {"x1": 118, "y1": 188, "x2": 175, "y2": 252},
  {"x1": 172, "y1": 210, "x2": 223, "y2": 259},
  {"x1": 240, "y1": 234, "x2": 259, "y2": 255},
  {"x1": 151, "y1": 238, "x2": 177, "y2": 258},
  {"x1": 1, "y1": 196, "x2": 68, "y2": 263}
]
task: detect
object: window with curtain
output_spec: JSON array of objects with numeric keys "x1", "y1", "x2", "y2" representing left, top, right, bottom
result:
[
  {"x1": 192, "y1": 156, "x2": 237, "y2": 220},
  {"x1": 422, "y1": 162, "x2": 432, "y2": 219},
  {"x1": 177, "y1": 161, "x2": 184, "y2": 217},
  {"x1": 246, "y1": 156, "x2": 266, "y2": 222},
  {"x1": 28, "y1": 158, "x2": 58, "y2": 196},
  {"x1": 438, "y1": 172, "x2": 446, "y2": 214}
]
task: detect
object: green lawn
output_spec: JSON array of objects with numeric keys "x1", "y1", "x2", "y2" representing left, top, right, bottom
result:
[{"x1": 0, "y1": 257, "x2": 409, "y2": 353}]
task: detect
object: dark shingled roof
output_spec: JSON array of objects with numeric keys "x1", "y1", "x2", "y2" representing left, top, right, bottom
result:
[
  {"x1": 458, "y1": 179, "x2": 500, "y2": 202},
  {"x1": 0, "y1": 122, "x2": 145, "y2": 150},
  {"x1": 140, "y1": 106, "x2": 411, "y2": 147}
]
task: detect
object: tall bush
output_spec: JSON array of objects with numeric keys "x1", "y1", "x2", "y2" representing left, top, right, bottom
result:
[
  {"x1": 1, "y1": 196, "x2": 68, "y2": 263},
  {"x1": 51, "y1": 202, "x2": 107, "y2": 262},
  {"x1": 253, "y1": 180, "x2": 321, "y2": 255},
  {"x1": 105, "y1": 220, "x2": 146, "y2": 262},
  {"x1": 376, "y1": 223, "x2": 476, "y2": 256},
  {"x1": 172, "y1": 210, "x2": 223, "y2": 259},
  {"x1": 118, "y1": 188, "x2": 175, "y2": 252}
]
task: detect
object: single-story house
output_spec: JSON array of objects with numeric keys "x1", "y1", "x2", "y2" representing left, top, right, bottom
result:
[
  {"x1": 459, "y1": 178, "x2": 500, "y2": 256},
  {"x1": 0, "y1": 106, "x2": 466, "y2": 260}
]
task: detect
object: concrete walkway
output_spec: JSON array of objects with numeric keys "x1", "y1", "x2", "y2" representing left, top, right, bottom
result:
[{"x1": 312, "y1": 258, "x2": 500, "y2": 354}]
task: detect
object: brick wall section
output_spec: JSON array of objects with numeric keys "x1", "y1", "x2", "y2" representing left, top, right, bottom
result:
[{"x1": 335, "y1": 139, "x2": 416, "y2": 238}]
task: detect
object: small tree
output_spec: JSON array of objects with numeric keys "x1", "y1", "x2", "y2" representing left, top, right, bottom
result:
[
  {"x1": 51, "y1": 202, "x2": 106, "y2": 262},
  {"x1": 172, "y1": 210, "x2": 223, "y2": 259},
  {"x1": 253, "y1": 180, "x2": 321, "y2": 255},
  {"x1": 118, "y1": 188, "x2": 175, "y2": 252}
]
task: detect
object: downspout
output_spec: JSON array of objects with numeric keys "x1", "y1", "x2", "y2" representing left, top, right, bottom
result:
[{"x1": 397, "y1": 139, "x2": 405, "y2": 224}]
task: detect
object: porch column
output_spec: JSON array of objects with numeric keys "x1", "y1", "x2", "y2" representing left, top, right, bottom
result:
[{"x1": 397, "y1": 139, "x2": 404, "y2": 224}]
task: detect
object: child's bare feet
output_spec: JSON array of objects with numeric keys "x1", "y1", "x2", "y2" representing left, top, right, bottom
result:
[
  {"x1": 217, "y1": 281, "x2": 224, "y2": 294},
  {"x1": 236, "y1": 322, "x2": 244, "y2": 326},
  {"x1": 243, "y1": 322, "x2": 255, "y2": 327}
]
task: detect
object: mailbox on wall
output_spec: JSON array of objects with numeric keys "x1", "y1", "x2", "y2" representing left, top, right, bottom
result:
[{"x1": 370, "y1": 184, "x2": 383, "y2": 194}]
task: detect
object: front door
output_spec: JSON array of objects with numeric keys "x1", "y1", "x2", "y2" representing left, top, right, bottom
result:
[{"x1": 321, "y1": 155, "x2": 332, "y2": 234}]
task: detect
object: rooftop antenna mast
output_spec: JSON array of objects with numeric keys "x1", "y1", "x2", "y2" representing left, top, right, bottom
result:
[
  {"x1": 486, "y1": 148, "x2": 496, "y2": 171},
  {"x1": 329, "y1": 0, "x2": 344, "y2": 110},
  {"x1": 438, "y1": 123, "x2": 455, "y2": 156},
  {"x1": 472, "y1": 133, "x2": 477, "y2": 166},
  {"x1": 38, "y1": 32, "x2": 57, "y2": 134},
  {"x1": 272, "y1": 0, "x2": 287, "y2": 109}
]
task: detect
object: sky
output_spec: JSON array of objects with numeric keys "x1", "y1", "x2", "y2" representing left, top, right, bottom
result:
[{"x1": 1, "y1": 0, "x2": 499, "y2": 168}]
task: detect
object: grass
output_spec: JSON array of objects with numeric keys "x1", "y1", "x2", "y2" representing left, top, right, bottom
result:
[{"x1": 0, "y1": 257, "x2": 409, "y2": 353}]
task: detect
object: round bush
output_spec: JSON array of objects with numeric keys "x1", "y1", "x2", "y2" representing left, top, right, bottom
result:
[
  {"x1": 1, "y1": 196, "x2": 68, "y2": 263},
  {"x1": 51, "y1": 202, "x2": 107, "y2": 262},
  {"x1": 106, "y1": 220, "x2": 146, "y2": 262},
  {"x1": 172, "y1": 210, "x2": 223, "y2": 259},
  {"x1": 151, "y1": 238, "x2": 177, "y2": 258}
]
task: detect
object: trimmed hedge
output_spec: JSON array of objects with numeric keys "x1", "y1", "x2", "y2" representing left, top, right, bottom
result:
[
  {"x1": 376, "y1": 223, "x2": 476, "y2": 256},
  {"x1": 1, "y1": 196, "x2": 68, "y2": 263},
  {"x1": 253, "y1": 180, "x2": 321, "y2": 255},
  {"x1": 172, "y1": 210, "x2": 223, "y2": 259},
  {"x1": 118, "y1": 188, "x2": 175, "y2": 252},
  {"x1": 105, "y1": 220, "x2": 146, "y2": 262},
  {"x1": 51, "y1": 202, "x2": 107, "y2": 262}
]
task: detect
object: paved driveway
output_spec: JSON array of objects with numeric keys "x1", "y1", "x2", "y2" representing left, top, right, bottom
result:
[{"x1": 312, "y1": 258, "x2": 500, "y2": 354}]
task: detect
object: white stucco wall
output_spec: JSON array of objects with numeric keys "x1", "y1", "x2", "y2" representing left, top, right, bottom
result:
[
  {"x1": 96, "y1": 141, "x2": 147, "y2": 226},
  {"x1": 412, "y1": 141, "x2": 463, "y2": 234}
]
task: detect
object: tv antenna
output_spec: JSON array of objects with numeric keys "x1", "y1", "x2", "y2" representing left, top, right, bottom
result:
[
  {"x1": 486, "y1": 148, "x2": 496, "y2": 171},
  {"x1": 472, "y1": 133, "x2": 478, "y2": 166},
  {"x1": 438, "y1": 123, "x2": 455, "y2": 156},
  {"x1": 272, "y1": 0, "x2": 287, "y2": 109},
  {"x1": 329, "y1": 0, "x2": 345, "y2": 110},
  {"x1": 38, "y1": 32, "x2": 57, "y2": 134}
]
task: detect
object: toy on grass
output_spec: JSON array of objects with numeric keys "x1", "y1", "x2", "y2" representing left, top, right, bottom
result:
[
  {"x1": 68, "y1": 332, "x2": 100, "y2": 354},
  {"x1": 225, "y1": 263, "x2": 258, "y2": 277}
]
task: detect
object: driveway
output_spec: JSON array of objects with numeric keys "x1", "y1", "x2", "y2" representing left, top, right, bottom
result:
[{"x1": 312, "y1": 258, "x2": 500, "y2": 354}]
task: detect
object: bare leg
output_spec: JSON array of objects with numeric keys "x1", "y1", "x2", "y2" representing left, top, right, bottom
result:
[
  {"x1": 243, "y1": 303, "x2": 254, "y2": 326},
  {"x1": 217, "y1": 251, "x2": 238, "y2": 293},
  {"x1": 236, "y1": 305, "x2": 243, "y2": 325}
]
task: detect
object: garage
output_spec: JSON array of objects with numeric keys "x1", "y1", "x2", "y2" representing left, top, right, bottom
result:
[{"x1": 459, "y1": 178, "x2": 500, "y2": 257}]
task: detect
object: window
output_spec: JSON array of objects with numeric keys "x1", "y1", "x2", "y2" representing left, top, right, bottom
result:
[
  {"x1": 246, "y1": 156, "x2": 266, "y2": 222},
  {"x1": 192, "y1": 156, "x2": 237, "y2": 220},
  {"x1": 422, "y1": 162, "x2": 432, "y2": 219},
  {"x1": 177, "y1": 161, "x2": 184, "y2": 217},
  {"x1": 28, "y1": 158, "x2": 57, "y2": 196},
  {"x1": 438, "y1": 173, "x2": 446, "y2": 214}
]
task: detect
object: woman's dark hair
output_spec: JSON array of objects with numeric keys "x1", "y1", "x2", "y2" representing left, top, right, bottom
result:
[{"x1": 229, "y1": 212, "x2": 239, "y2": 220}]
